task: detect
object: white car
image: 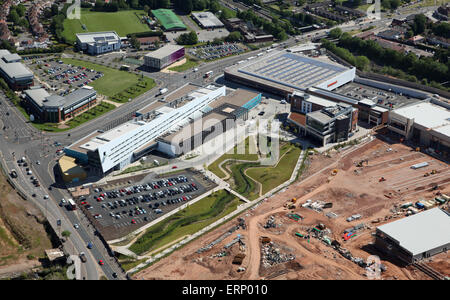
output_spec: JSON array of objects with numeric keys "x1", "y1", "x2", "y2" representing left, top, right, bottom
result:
[
  {"x1": 61, "y1": 198, "x2": 66, "y2": 203},
  {"x1": 43, "y1": 195, "x2": 49, "y2": 199},
  {"x1": 74, "y1": 223, "x2": 80, "y2": 229}
]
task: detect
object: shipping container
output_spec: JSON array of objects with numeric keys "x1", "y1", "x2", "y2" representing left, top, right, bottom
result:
[{"x1": 410, "y1": 162, "x2": 429, "y2": 169}]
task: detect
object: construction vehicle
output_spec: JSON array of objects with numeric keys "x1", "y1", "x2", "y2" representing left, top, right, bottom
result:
[
  {"x1": 415, "y1": 147, "x2": 420, "y2": 152},
  {"x1": 356, "y1": 159, "x2": 368, "y2": 167},
  {"x1": 291, "y1": 198, "x2": 297, "y2": 204},
  {"x1": 331, "y1": 169, "x2": 338, "y2": 176},
  {"x1": 379, "y1": 177, "x2": 386, "y2": 182},
  {"x1": 424, "y1": 172, "x2": 430, "y2": 177}
]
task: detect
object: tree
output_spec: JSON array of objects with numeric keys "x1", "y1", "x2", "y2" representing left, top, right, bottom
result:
[
  {"x1": 355, "y1": 56, "x2": 370, "y2": 71},
  {"x1": 225, "y1": 31, "x2": 242, "y2": 42},
  {"x1": 412, "y1": 14, "x2": 427, "y2": 35},
  {"x1": 62, "y1": 230, "x2": 71, "y2": 237},
  {"x1": 329, "y1": 28, "x2": 342, "y2": 39},
  {"x1": 144, "y1": 5, "x2": 150, "y2": 14},
  {"x1": 176, "y1": 31, "x2": 198, "y2": 45},
  {"x1": 51, "y1": 4, "x2": 59, "y2": 16}
]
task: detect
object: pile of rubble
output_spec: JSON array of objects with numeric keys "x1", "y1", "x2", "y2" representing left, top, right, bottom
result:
[
  {"x1": 261, "y1": 242, "x2": 295, "y2": 268},
  {"x1": 196, "y1": 225, "x2": 239, "y2": 254},
  {"x1": 264, "y1": 215, "x2": 276, "y2": 229}
]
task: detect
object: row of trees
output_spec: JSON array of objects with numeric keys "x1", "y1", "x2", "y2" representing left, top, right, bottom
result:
[
  {"x1": 321, "y1": 38, "x2": 370, "y2": 71},
  {"x1": 176, "y1": 31, "x2": 198, "y2": 45},
  {"x1": 325, "y1": 32, "x2": 450, "y2": 85}
]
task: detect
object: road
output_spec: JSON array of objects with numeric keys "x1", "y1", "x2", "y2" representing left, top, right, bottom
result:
[{"x1": 0, "y1": 2, "x2": 439, "y2": 279}]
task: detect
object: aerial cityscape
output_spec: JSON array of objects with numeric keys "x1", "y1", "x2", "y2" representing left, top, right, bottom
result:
[{"x1": 0, "y1": 0, "x2": 449, "y2": 284}]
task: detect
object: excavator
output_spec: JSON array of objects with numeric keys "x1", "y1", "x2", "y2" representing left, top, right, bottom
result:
[{"x1": 379, "y1": 177, "x2": 386, "y2": 182}]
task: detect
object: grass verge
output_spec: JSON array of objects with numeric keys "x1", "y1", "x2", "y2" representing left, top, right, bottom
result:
[{"x1": 129, "y1": 190, "x2": 240, "y2": 256}]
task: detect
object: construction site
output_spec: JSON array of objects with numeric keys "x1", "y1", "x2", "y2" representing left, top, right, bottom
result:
[{"x1": 132, "y1": 132, "x2": 450, "y2": 280}]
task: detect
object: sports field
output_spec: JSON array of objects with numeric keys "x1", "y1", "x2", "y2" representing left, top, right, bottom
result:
[{"x1": 63, "y1": 9, "x2": 149, "y2": 44}]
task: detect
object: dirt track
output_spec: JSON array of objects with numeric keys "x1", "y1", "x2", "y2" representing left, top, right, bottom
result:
[{"x1": 133, "y1": 137, "x2": 450, "y2": 280}]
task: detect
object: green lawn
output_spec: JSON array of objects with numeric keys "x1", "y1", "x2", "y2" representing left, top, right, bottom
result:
[
  {"x1": 63, "y1": 9, "x2": 149, "y2": 44},
  {"x1": 168, "y1": 57, "x2": 199, "y2": 72},
  {"x1": 61, "y1": 58, "x2": 155, "y2": 101},
  {"x1": 246, "y1": 144, "x2": 302, "y2": 195},
  {"x1": 207, "y1": 136, "x2": 259, "y2": 178},
  {"x1": 28, "y1": 102, "x2": 115, "y2": 132},
  {"x1": 227, "y1": 161, "x2": 260, "y2": 200},
  {"x1": 129, "y1": 190, "x2": 240, "y2": 256}
]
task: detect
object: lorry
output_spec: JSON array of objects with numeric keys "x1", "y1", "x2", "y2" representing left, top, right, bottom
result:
[
  {"x1": 158, "y1": 88, "x2": 168, "y2": 96},
  {"x1": 204, "y1": 71, "x2": 213, "y2": 78},
  {"x1": 68, "y1": 198, "x2": 76, "y2": 210}
]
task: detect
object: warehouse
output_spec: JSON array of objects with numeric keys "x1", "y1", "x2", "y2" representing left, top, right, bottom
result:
[
  {"x1": 76, "y1": 31, "x2": 121, "y2": 55},
  {"x1": 388, "y1": 99, "x2": 450, "y2": 160},
  {"x1": 375, "y1": 208, "x2": 450, "y2": 263},
  {"x1": 65, "y1": 83, "x2": 226, "y2": 174},
  {"x1": 151, "y1": 9, "x2": 187, "y2": 31},
  {"x1": 0, "y1": 49, "x2": 34, "y2": 90},
  {"x1": 22, "y1": 86, "x2": 97, "y2": 123},
  {"x1": 224, "y1": 50, "x2": 356, "y2": 98},
  {"x1": 192, "y1": 12, "x2": 224, "y2": 29},
  {"x1": 144, "y1": 44, "x2": 185, "y2": 70}
]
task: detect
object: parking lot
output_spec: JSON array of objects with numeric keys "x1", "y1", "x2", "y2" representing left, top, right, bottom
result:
[
  {"x1": 24, "y1": 57, "x2": 104, "y2": 95},
  {"x1": 188, "y1": 42, "x2": 246, "y2": 61},
  {"x1": 75, "y1": 170, "x2": 214, "y2": 240},
  {"x1": 334, "y1": 82, "x2": 420, "y2": 110}
]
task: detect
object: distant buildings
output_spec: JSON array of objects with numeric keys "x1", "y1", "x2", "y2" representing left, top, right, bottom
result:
[
  {"x1": 223, "y1": 17, "x2": 274, "y2": 43},
  {"x1": 22, "y1": 86, "x2": 97, "y2": 123},
  {"x1": 76, "y1": 31, "x2": 121, "y2": 55},
  {"x1": 0, "y1": 50, "x2": 34, "y2": 90},
  {"x1": 28, "y1": 1, "x2": 50, "y2": 44},
  {"x1": 192, "y1": 12, "x2": 224, "y2": 29},
  {"x1": 151, "y1": 9, "x2": 186, "y2": 31},
  {"x1": 144, "y1": 44, "x2": 185, "y2": 70}
]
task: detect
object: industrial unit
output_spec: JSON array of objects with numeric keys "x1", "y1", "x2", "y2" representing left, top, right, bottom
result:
[
  {"x1": 144, "y1": 44, "x2": 185, "y2": 70},
  {"x1": 76, "y1": 31, "x2": 121, "y2": 55},
  {"x1": 22, "y1": 86, "x2": 97, "y2": 123},
  {"x1": 151, "y1": 9, "x2": 187, "y2": 31},
  {"x1": 191, "y1": 12, "x2": 224, "y2": 29},
  {"x1": 64, "y1": 83, "x2": 226, "y2": 174},
  {"x1": 0, "y1": 49, "x2": 34, "y2": 90},
  {"x1": 388, "y1": 99, "x2": 450, "y2": 159},
  {"x1": 224, "y1": 50, "x2": 356, "y2": 98},
  {"x1": 375, "y1": 208, "x2": 450, "y2": 263}
]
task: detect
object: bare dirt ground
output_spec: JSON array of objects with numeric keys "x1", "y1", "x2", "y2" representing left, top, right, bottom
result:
[
  {"x1": 0, "y1": 173, "x2": 54, "y2": 277},
  {"x1": 133, "y1": 136, "x2": 450, "y2": 280}
]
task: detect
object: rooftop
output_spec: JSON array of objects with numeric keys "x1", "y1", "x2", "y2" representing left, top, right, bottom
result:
[
  {"x1": 377, "y1": 208, "x2": 450, "y2": 256},
  {"x1": 226, "y1": 50, "x2": 351, "y2": 91},
  {"x1": 151, "y1": 9, "x2": 186, "y2": 30},
  {"x1": 76, "y1": 31, "x2": 120, "y2": 45},
  {"x1": 145, "y1": 44, "x2": 184, "y2": 60},
  {"x1": 192, "y1": 11, "x2": 224, "y2": 28},
  {"x1": 392, "y1": 102, "x2": 450, "y2": 136}
]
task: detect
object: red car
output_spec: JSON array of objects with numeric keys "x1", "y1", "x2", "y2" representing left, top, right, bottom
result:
[
  {"x1": 172, "y1": 166, "x2": 177, "y2": 169},
  {"x1": 81, "y1": 201, "x2": 88, "y2": 205},
  {"x1": 98, "y1": 260, "x2": 104, "y2": 265},
  {"x1": 131, "y1": 219, "x2": 136, "y2": 224}
]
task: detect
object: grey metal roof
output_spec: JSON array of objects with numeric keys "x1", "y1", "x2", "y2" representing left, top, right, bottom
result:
[
  {"x1": 145, "y1": 44, "x2": 184, "y2": 60},
  {"x1": 2, "y1": 53, "x2": 21, "y2": 63},
  {"x1": 24, "y1": 88, "x2": 51, "y2": 107},
  {"x1": 192, "y1": 12, "x2": 224, "y2": 27},
  {"x1": 0, "y1": 58, "x2": 33, "y2": 79},
  {"x1": 236, "y1": 50, "x2": 350, "y2": 91},
  {"x1": 63, "y1": 87, "x2": 96, "y2": 109},
  {"x1": 377, "y1": 208, "x2": 450, "y2": 256}
]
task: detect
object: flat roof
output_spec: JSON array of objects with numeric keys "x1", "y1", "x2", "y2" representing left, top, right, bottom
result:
[
  {"x1": 161, "y1": 112, "x2": 228, "y2": 143},
  {"x1": 145, "y1": 44, "x2": 184, "y2": 60},
  {"x1": 63, "y1": 86, "x2": 96, "y2": 109},
  {"x1": 0, "y1": 59, "x2": 33, "y2": 79},
  {"x1": 151, "y1": 9, "x2": 186, "y2": 30},
  {"x1": 25, "y1": 86, "x2": 96, "y2": 109},
  {"x1": 377, "y1": 208, "x2": 450, "y2": 256},
  {"x1": 226, "y1": 50, "x2": 351, "y2": 91},
  {"x1": 97, "y1": 122, "x2": 143, "y2": 142},
  {"x1": 76, "y1": 31, "x2": 120, "y2": 44},
  {"x1": 192, "y1": 12, "x2": 224, "y2": 28},
  {"x1": 24, "y1": 87, "x2": 51, "y2": 107},
  {"x1": 304, "y1": 94, "x2": 339, "y2": 108},
  {"x1": 288, "y1": 112, "x2": 307, "y2": 126},
  {"x1": 392, "y1": 102, "x2": 450, "y2": 136}
]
